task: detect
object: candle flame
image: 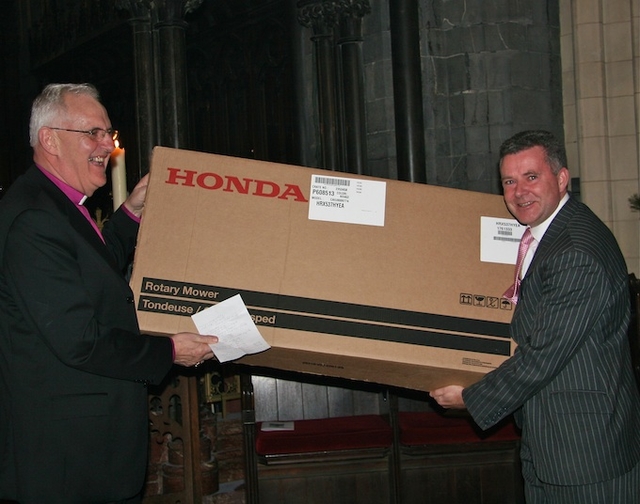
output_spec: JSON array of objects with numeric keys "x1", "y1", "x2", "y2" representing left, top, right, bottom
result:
[{"x1": 114, "y1": 139, "x2": 121, "y2": 149}]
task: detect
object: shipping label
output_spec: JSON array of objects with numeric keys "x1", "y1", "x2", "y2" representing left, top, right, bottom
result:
[{"x1": 308, "y1": 174, "x2": 386, "y2": 226}]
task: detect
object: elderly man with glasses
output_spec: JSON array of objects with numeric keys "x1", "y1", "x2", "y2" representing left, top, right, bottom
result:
[{"x1": 0, "y1": 83, "x2": 219, "y2": 504}]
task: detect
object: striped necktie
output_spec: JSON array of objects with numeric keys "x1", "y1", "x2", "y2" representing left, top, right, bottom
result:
[{"x1": 503, "y1": 227, "x2": 533, "y2": 305}]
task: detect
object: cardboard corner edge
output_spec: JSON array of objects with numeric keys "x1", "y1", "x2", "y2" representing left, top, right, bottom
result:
[{"x1": 236, "y1": 347, "x2": 488, "y2": 393}]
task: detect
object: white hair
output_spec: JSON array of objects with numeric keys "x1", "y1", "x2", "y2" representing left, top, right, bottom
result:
[{"x1": 29, "y1": 83, "x2": 101, "y2": 147}]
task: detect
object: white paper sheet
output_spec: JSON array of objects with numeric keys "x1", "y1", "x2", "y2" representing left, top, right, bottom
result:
[
  {"x1": 261, "y1": 421, "x2": 295, "y2": 431},
  {"x1": 191, "y1": 294, "x2": 271, "y2": 363}
]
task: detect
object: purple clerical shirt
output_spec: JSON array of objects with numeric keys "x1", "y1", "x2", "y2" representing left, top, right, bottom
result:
[{"x1": 36, "y1": 164, "x2": 140, "y2": 243}]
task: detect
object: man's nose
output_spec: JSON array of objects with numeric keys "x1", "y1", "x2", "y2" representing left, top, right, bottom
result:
[
  {"x1": 513, "y1": 183, "x2": 526, "y2": 197},
  {"x1": 104, "y1": 136, "x2": 116, "y2": 149}
]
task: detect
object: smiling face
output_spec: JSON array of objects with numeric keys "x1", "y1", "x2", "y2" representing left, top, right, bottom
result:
[
  {"x1": 500, "y1": 145, "x2": 569, "y2": 227},
  {"x1": 40, "y1": 92, "x2": 116, "y2": 196}
]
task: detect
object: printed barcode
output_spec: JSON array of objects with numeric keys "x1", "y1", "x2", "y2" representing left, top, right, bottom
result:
[
  {"x1": 315, "y1": 176, "x2": 351, "y2": 186},
  {"x1": 493, "y1": 236, "x2": 520, "y2": 243}
]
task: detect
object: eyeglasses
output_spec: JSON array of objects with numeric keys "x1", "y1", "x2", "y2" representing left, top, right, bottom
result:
[{"x1": 48, "y1": 127, "x2": 119, "y2": 142}]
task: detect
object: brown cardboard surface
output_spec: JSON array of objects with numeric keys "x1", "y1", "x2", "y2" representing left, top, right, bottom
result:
[
  {"x1": 238, "y1": 348, "x2": 488, "y2": 393},
  {"x1": 130, "y1": 147, "x2": 517, "y2": 391}
]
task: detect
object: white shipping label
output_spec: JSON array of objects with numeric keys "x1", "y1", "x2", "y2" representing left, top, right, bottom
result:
[
  {"x1": 308, "y1": 174, "x2": 386, "y2": 227},
  {"x1": 480, "y1": 216, "x2": 525, "y2": 264}
]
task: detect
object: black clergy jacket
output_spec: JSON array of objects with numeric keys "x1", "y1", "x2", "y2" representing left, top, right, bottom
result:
[{"x1": 0, "y1": 165, "x2": 174, "y2": 503}]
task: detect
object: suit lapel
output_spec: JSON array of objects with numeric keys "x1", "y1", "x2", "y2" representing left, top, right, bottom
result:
[
  {"x1": 67, "y1": 203, "x2": 118, "y2": 264},
  {"x1": 32, "y1": 168, "x2": 124, "y2": 275},
  {"x1": 526, "y1": 196, "x2": 579, "y2": 275}
]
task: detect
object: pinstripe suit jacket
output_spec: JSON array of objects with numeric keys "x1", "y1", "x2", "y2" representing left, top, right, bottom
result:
[{"x1": 463, "y1": 196, "x2": 640, "y2": 486}]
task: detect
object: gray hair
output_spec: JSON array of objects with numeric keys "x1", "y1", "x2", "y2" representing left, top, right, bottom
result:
[{"x1": 29, "y1": 83, "x2": 101, "y2": 147}]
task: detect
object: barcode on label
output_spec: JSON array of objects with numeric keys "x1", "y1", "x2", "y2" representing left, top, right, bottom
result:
[
  {"x1": 314, "y1": 176, "x2": 351, "y2": 187},
  {"x1": 493, "y1": 236, "x2": 520, "y2": 243}
]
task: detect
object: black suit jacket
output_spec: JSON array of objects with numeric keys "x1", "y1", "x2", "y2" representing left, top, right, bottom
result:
[
  {"x1": 464, "y1": 196, "x2": 640, "y2": 486},
  {"x1": 0, "y1": 166, "x2": 174, "y2": 503}
]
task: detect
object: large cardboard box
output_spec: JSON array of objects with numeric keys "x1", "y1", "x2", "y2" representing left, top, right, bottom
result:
[{"x1": 130, "y1": 147, "x2": 520, "y2": 392}]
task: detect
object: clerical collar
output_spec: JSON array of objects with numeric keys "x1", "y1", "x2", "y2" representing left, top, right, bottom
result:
[{"x1": 36, "y1": 164, "x2": 88, "y2": 206}]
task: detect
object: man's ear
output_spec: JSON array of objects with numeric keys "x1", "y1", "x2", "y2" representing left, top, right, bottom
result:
[
  {"x1": 557, "y1": 166, "x2": 570, "y2": 192},
  {"x1": 38, "y1": 127, "x2": 60, "y2": 155}
]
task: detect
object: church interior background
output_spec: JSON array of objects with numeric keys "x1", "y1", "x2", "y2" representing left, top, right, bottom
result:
[{"x1": 0, "y1": 1, "x2": 638, "y2": 503}]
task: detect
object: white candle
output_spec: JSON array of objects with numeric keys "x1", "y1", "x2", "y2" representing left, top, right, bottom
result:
[{"x1": 111, "y1": 140, "x2": 127, "y2": 210}]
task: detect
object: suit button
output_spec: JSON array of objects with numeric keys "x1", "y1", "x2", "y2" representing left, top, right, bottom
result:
[{"x1": 126, "y1": 296, "x2": 134, "y2": 304}]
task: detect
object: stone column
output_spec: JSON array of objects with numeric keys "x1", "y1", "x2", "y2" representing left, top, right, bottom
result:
[
  {"x1": 559, "y1": 0, "x2": 640, "y2": 274},
  {"x1": 298, "y1": 0, "x2": 341, "y2": 171},
  {"x1": 389, "y1": 0, "x2": 426, "y2": 183},
  {"x1": 117, "y1": 0, "x2": 200, "y2": 164},
  {"x1": 337, "y1": 0, "x2": 371, "y2": 175},
  {"x1": 153, "y1": 0, "x2": 202, "y2": 148},
  {"x1": 298, "y1": 0, "x2": 371, "y2": 173},
  {"x1": 118, "y1": 0, "x2": 157, "y2": 177}
]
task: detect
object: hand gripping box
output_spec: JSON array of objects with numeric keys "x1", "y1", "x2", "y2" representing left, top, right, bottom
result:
[{"x1": 130, "y1": 147, "x2": 521, "y2": 392}]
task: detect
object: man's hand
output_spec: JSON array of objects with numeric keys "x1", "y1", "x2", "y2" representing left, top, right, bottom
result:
[
  {"x1": 429, "y1": 385, "x2": 466, "y2": 409},
  {"x1": 123, "y1": 173, "x2": 149, "y2": 218},
  {"x1": 170, "y1": 332, "x2": 218, "y2": 367}
]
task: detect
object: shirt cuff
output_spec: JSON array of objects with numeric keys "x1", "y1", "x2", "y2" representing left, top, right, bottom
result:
[{"x1": 120, "y1": 204, "x2": 141, "y2": 224}]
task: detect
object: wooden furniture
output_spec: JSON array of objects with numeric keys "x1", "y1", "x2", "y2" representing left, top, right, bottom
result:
[
  {"x1": 144, "y1": 371, "x2": 216, "y2": 503},
  {"x1": 241, "y1": 373, "x2": 399, "y2": 504},
  {"x1": 396, "y1": 411, "x2": 523, "y2": 504},
  {"x1": 241, "y1": 373, "x2": 524, "y2": 504}
]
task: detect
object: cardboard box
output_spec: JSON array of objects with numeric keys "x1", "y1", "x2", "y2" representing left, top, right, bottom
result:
[{"x1": 130, "y1": 147, "x2": 519, "y2": 392}]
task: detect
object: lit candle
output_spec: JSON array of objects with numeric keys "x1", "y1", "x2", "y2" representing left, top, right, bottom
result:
[{"x1": 111, "y1": 140, "x2": 127, "y2": 210}]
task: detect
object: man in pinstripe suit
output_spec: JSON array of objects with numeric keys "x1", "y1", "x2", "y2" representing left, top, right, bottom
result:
[{"x1": 431, "y1": 130, "x2": 640, "y2": 502}]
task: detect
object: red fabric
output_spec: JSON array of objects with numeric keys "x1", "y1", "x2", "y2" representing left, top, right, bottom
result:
[
  {"x1": 398, "y1": 411, "x2": 520, "y2": 446},
  {"x1": 255, "y1": 414, "x2": 393, "y2": 455}
]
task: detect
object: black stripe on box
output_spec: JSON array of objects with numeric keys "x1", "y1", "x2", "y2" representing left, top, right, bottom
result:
[
  {"x1": 139, "y1": 277, "x2": 511, "y2": 339},
  {"x1": 137, "y1": 294, "x2": 510, "y2": 356}
]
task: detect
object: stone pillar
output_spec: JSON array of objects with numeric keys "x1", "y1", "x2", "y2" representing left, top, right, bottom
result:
[
  {"x1": 153, "y1": 0, "x2": 202, "y2": 148},
  {"x1": 118, "y1": 0, "x2": 157, "y2": 177},
  {"x1": 298, "y1": 0, "x2": 371, "y2": 173},
  {"x1": 298, "y1": 0, "x2": 341, "y2": 171},
  {"x1": 389, "y1": 0, "x2": 426, "y2": 183},
  {"x1": 117, "y1": 0, "x2": 200, "y2": 165},
  {"x1": 337, "y1": 1, "x2": 371, "y2": 175},
  {"x1": 559, "y1": 0, "x2": 640, "y2": 274}
]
